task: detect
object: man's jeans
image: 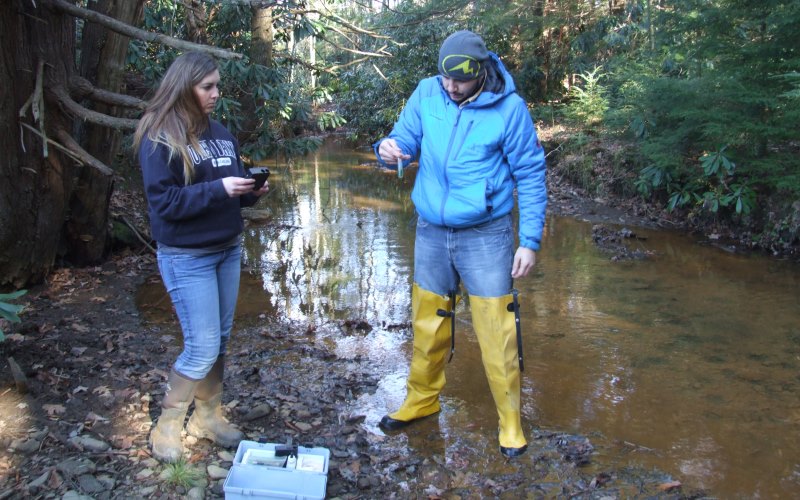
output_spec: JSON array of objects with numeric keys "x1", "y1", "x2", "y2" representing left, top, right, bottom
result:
[
  {"x1": 157, "y1": 244, "x2": 242, "y2": 380},
  {"x1": 414, "y1": 213, "x2": 514, "y2": 297}
]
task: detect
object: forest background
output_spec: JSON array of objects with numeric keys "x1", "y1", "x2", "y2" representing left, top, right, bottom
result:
[{"x1": 1, "y1": 0, "x2": 799, "y2": 300}]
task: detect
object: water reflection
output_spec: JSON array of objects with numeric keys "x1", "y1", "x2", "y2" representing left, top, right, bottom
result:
[
  {"x1": 136, "y1": 140, "x2": 800, "y2": 498},
  {"x1": 241, "y1": 148, "x2": 414, "y2": 331}
]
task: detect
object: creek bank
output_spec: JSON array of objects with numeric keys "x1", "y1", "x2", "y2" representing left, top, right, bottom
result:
[
  {"x1": 0, "y1": 144, "x2": 726, "y2": 498},
  {"x1": 0, "y1": 251, "x2": 707, "y2": 499}
]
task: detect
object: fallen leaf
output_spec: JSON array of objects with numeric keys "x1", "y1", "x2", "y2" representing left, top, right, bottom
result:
[
  {"x1": 73, "y1": 386, "x2": 88, "y2": 394},
  {"x1": 43, "y1": 404, "x2": 66, "y2": 416},
  {"x1": 47, "y1": 470, "x2": 63, "y2": 489},
  {"x1": 71, "y1": 323, "x2": 90, "y2": 333},
  {"x1": 658, "y1": 480, "x2": 682, "y2": 492},
  {"x1": 86, "y1": 412, "x2": 108, "y2": 423},
  {"x1": 93, "y1": 385, "x2": 112, "y2": 396}
]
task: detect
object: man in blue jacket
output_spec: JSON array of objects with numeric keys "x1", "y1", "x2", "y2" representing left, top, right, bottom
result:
[{"x1": 374, "y1": 30, "x2": 547, "y2": 457}]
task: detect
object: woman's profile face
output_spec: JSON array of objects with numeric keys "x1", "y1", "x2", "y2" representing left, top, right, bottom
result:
[{"x1": 193, "y1": 70, "x2": 220, "y2": 115}]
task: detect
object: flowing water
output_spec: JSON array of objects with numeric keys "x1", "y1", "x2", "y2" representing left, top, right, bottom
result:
[{"x1": 137, "y1": 141, "x2": 800, "y2": 498}]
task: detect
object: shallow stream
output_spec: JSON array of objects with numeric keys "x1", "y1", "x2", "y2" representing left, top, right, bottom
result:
[{"x1": 137, "y1": 141, "x2": 800, "y2": 498}]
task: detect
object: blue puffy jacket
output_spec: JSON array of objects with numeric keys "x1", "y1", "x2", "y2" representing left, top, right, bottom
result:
[{"x1": 376, "y1": 53, "x2": 547, "y2": 250}]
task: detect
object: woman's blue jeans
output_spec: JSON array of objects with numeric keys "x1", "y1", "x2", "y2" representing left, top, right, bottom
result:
[
  {"x1": 414, "y1": 213, "x2": 514, "y2": 297},
  {"x1": 157, "y1": 244, "x2": 242, "y2": 380}
]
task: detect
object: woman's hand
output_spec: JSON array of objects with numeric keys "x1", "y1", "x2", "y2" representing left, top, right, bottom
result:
[{"x1": 222, "y1": 176, "x2": 258, "y2": 197}]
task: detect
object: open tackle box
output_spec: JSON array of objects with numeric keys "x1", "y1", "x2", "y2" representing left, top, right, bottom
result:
[{"x1": 223, "y1": 440, "x2": 330, "y2": 499}]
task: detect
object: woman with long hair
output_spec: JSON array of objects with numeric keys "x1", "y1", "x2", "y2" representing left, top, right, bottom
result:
[{"x1": 134, "y1": 51, "x2": 268, "y2": 462}]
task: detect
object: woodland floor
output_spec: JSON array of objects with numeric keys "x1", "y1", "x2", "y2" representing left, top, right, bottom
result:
[{"x1": 0, "y1": 139, "x2": 749, "y2": 499}]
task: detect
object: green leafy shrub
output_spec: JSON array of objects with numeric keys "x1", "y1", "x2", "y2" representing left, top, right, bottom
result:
[
  {"x1": 0, "y1": 290, "x2": 27, "y2": 341},
  {"x1": 563, "y1": 66, "x2": 609, "y2": 129}
]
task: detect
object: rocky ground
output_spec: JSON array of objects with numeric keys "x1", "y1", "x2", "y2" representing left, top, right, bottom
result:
[{"x1": 0, "y1": 158, "x2": 713, "y2": 499}]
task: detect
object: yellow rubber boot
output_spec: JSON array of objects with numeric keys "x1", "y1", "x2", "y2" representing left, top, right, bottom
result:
[
  {"x1": 379, "y1": 284, "x2": 455, "y2": 431},
  {"x1": 470, "y1": 294, "x2": 528, "y2": 457}
]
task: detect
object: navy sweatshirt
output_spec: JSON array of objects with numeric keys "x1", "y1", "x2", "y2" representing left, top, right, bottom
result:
[{"x1": 139, "y1": 120, "x2": 259, "y2": 248}]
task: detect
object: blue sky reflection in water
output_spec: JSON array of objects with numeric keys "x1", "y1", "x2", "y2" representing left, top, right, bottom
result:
[{"x1": 141, "y1": 141, "x2": 800, "y2": 497}]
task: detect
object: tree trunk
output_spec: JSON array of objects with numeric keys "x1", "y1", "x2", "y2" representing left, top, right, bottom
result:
[
  {"x1": 251, "y1": 5, "x2": 274, "y2": 67},
  {"x1": 238, "y1": 5, "x2": 274, "y2": 140},
  {"x1": 1, "y1": 0, "x2": 79, "y2": 287},
  {"x1": 66, "y1": 0, "x2": 144, "y2": 265}
]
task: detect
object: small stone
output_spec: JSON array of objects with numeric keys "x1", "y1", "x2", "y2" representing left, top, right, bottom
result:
[
  {"x1": 138, "y1": 485, "x2": 158, "y2": 496},
  {"x1": 57, "y1": 457, "x2": 97, "y2": 477},
  {"x1": 207, "y1": 464, "x2": 229, "y2": 480},
  {"x1": 135, "y1": 468, "x2": 154, "y2": 480},
  {"x1": 242, "y1": 403, "x2": 272, "y2": 421},
  {"x1": 187, "y1": 486, "x2": 205, "y2": 499},
  {"x1": 61, "y1": 491, "x2": 94, "y2": 500},
  {"x1": 10, "y1": 438, "x2": 40, "y2": 453},
  {"x1": 27, "y1": 470, "x2": 50, "y2": 490},
  {"x1": 69, "y1": 435, "x2": 111, "y2": 452},
  {"x1": 77, "y1": 474, "x2": 105, "y2": 493}
]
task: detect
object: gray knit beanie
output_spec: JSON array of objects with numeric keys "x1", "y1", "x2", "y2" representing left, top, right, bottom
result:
[{"x1": 438, "y1": 30, "x2": 489, "y2": 81}]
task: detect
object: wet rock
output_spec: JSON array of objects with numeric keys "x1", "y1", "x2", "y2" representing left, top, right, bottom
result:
[
  {"x1": 96, "y1": 474, "x2": 115, "y2": 490},
  {"x1": 57, "y1": 457, "x2": 97, "y2": 477},
  {"x1": 27, "y1": 469, "x2": 51, "y2": 491},
  {"x1": 241, "y1": 403, "x2": 272, "y2": 421},
  {"x1": 69, "y1": 435, "x2": 111, "y2": 452},
  {"x1": 62, "y1": 491, "x2": 94, "y2": 500},
  {"x1": 592, "y1": 224, "x2": 652, "y2": 260},
  {"x1": 77, "y1": 474, "x2": 105, "y2": 494},
  {"x1": 9, "y1": 437, "x2": 40, "y2": 453}
]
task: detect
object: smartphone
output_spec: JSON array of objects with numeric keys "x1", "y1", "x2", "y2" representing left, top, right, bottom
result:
[{"x1": 247, "y1": 166, "x2": 270, "y2": 191}]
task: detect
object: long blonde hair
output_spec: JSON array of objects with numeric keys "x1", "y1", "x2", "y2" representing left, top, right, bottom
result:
[{"x1": 133, "y1": 51, "x2": 218, "y2": 183}]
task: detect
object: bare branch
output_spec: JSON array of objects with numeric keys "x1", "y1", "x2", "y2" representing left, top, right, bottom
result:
[
  {"x1": 316, "y1": 32, "x2": 391, "y2": 58},
  {"x1": 312, "y1": 8, "x2": 394, "y2": 41},
  {"x1": 47, "y1": 0, "x2": 243, "y2": 60},
  {"x1": 68, "y1": 76, "x2": 147, "y2": 111},
  {"x1": 52, "y1": 85, "x2": 139, "y2": 130},
  {"x1": 19, "y1": 61, "x2": 50, "y2": 157},
  {"x1": 117, "y1": 215, "x2": 156, "y2": 255},
  {"x1": 328, "y1": 55, "x2": 373, "y2": 73},
  {"x1": 19, "y1": 122, "x2": 114, "y2": 177},
  {"x1": 54, "y1": 128, "x2": 114, "y2": 177}
]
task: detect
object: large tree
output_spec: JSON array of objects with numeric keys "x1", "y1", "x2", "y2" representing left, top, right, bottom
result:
[
  {"x1": 1, "y1": 0, "x2": 240, "y2": 288},
  {"x1": 1, "y1": 0, "x2": 393, "y2": 288}
]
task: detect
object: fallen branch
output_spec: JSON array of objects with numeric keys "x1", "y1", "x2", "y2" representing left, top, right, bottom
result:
[
  {"x1": 118, "y1": 215, "x2": 156, "y2": 255},
  {"x1": 7, "y1": 357, "x2": 29, "y2": 394}
]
